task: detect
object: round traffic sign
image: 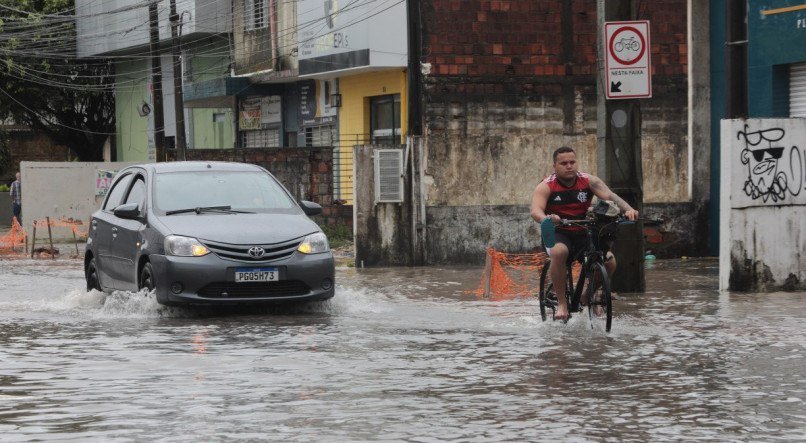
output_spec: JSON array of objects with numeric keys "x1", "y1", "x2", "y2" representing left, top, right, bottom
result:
[{"x1": 608, "y1": 26, "x2": 646, "y2": 66}]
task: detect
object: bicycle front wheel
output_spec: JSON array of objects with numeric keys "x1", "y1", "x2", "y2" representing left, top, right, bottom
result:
[
  {"x1": 538, "y1": 259, "x2": 552, "y2": 321},
  {"x1": 585, "y1": 261, "x2": 613, "y2": 332}
]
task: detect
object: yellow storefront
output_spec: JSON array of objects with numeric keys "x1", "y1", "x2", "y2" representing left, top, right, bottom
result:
[{"x1": 335, "y1": 70, "x2": 408, "y2": 205}]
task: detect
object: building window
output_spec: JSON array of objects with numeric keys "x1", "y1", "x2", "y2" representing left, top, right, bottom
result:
[
  {"x1": 370, "y1": 94, "x2": 401, "y2": 145},
  {"x1": 305, "y1": 125, "x2": 336, "y2": 147},
  {"x1": 242, "y1": 129, "x2": 280, "y2": 148},
  {"x1": 245, "y1": 0, "x2": 267, "y2": 31}
]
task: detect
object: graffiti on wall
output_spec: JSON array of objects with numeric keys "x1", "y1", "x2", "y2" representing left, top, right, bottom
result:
[{"x1": 737, "y1": 123, "x2": 804, "y2": 204}]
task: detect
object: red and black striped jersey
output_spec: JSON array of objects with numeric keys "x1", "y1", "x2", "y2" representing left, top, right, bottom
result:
[{"x1": 543, "y1": 172, "x2": 594, "y2": 231}]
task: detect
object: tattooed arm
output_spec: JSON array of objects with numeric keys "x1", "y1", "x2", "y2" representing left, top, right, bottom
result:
[{"x1": 589, "y1": 175, "x2": 639, "y2": 221}]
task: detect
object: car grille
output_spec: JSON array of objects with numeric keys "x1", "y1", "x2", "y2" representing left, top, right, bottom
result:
[
  {"x1": 201, "y1": 238, "x2": 303, "y2": 262},
  {"x1": 198, "y1": 281, "x2": 311, "y2": 298}
]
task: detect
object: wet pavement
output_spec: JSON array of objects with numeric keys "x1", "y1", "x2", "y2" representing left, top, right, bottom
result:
[{"x1": 1, "y1": 256, "x2": 806, "y2": 441}]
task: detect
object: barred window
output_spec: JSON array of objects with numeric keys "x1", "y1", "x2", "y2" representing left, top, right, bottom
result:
[
  {"x1": 305, "y1": 125, "x2": 336, "y2": 147},
  {"x1": 242, "y1": 129, "x2": 280, "y2": 148},
  {"x1": 245, "y1": 0, "x2": 267, "y2": 31}
]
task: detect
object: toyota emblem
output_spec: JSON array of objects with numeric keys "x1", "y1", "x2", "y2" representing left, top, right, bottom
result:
[{"x1": 248, "y1": 246, "x2": 265, "y2": 258}]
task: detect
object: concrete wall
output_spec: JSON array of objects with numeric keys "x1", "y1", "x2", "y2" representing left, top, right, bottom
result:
[
  {"x1": 720, "y1": 119, "x2": 806, "y2": 291},
  {"x1": 19, "y1": 162, "x2": 140, "y2": 239},
  {"x1": 353, "y1": 145, "x2": 413, "y2": 266},
  {"x1": 76, "y1": 0, "x2": 231, "y2": 58}
]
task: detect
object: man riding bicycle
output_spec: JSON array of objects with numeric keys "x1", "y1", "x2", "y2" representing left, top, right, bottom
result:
[{"x1": 530, "y1": 146, "x2": 638, "y2": 321}]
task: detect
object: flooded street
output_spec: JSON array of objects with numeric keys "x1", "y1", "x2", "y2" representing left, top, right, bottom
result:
[{"x1": 1, "y1": 257, "x2": 806, "y2": 441}]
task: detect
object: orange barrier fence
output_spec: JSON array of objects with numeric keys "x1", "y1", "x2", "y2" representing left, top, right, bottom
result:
[
  {"x1": 30, "y1": 217, "x2": 87, "y2": 259},
  {"x1": 475, "y1": 248, "x2": 581, "y2": 300},
  {"x1": 0, "y1": 217, "x2": 28, "y2": 254},
  {"x1": 31, "y1": 217, "x2": 88, "y2": 239}
]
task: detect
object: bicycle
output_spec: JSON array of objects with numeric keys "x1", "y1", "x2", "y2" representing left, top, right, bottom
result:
[
  {"x1": 614, "y1": 37, "x2": 640, "y2": 52},
  {"x1": 537, "y1": 209, "x2": 661, "y2": 332}
]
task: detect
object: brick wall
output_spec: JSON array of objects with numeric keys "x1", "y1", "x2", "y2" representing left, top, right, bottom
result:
[
  {"x1": 2, "y1": 128, "x2": 71, "y2": 182},
  {"x1": 184, "y1": 148, "x2": 352, "y2": 230}
]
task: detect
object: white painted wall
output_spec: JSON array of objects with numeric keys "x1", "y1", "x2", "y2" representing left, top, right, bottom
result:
[
  {"x1": 720, "y1": 119, "x2": 806, "y2": 291},
  {"x1": 20, "y1": 162, "x2": 140, "y2": 240}
]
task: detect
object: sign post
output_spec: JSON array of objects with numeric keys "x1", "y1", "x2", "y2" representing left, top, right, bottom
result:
[
  {"x1": 604, "y1": 20, "x2": 652, "y2": 99},
  {"x1": 597, "y1": 12, "x2": 649, "y2": 293}
]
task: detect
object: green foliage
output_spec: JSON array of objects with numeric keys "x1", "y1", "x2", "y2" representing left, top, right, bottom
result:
[
  {"x1": 0, "y1": 0, "x2": 115, "y2": 160},
  {"x1": 321, "y1": 223, "x2": 353, "y2": 250},
  {"x1": 0, "y1": 184, "x2": 8, "y2": 192}
]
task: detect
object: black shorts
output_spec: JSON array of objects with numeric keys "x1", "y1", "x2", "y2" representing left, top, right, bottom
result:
[
  {"x1": 552, "y1": 230, "x2": 588, "y2": 263},
  {"x1": 550, "y1": 229, "x2": 615, "y2": 264}
]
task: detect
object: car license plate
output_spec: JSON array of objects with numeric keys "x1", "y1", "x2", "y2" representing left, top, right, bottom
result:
[{"x1": 234, "y1": 268, "x2": 279, "y2": 282}]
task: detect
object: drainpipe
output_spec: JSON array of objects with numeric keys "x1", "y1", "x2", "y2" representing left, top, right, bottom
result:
[
  {"x1": 269, "y1": 0, "x2": 279, "y2": 71},
  {"x1": 406, "y1": 0, "x2": 424, "y2": 265}
]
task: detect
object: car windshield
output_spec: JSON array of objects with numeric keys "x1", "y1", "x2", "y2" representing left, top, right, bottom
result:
[{"x1": 154, "y1": 171, "x2": 298, "y2": 214}]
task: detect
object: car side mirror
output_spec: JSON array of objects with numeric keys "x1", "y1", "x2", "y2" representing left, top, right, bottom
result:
[
  {"x1": 114, "y1": 202, "x2": 141, "y2": 220},
  {"x1": 299, "y1": 200, "x2": 322, "y2": 216}
]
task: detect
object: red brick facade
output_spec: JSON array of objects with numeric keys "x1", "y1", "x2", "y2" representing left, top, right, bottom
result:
[{"x1": 423, "y1": 0, "x2": 687, "y2": 85}]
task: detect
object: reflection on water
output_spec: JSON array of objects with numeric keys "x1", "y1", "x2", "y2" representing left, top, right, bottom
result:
[{"x1": 0, "y1": 258, "x2": 805, "y2": 440}]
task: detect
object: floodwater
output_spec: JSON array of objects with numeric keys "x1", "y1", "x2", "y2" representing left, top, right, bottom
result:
[{"x1": 1, "y1": 257, "x2": 806, "y2": 441}]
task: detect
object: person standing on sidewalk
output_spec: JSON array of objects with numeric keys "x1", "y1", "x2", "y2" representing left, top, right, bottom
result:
[{"x1": 10, "y1": 171, "x2": 21, "y2": 224}]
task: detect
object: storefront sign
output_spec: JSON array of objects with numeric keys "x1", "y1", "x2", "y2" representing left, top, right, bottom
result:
[
  {"x1": 299, "y1": 80, "x2": 337, "y2": 125},
  {"x1": 239, "y1": 110, "x2": 261, "y2": 130},
  {"x1": 297, "y1": 0, "x2": 406, "y2": 75}
]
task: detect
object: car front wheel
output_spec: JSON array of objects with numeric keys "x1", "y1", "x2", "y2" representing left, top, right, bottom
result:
[
  {"x1": 86, "y1": 257, "x2": 101, "y2": 292},
  {"x1": 139, "y1": 262, "x2": 155, "y2": 292}
]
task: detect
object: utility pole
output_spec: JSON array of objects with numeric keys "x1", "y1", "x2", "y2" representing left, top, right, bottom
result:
[
  {"x1": 597, "y1": 0, "x2": 645, "y2": 292},
  {"x1": 169, "y1": 0, "x2": 187, "y2": 160},
  {"x1": 148, "y1": 0, "x2": 166, "y2": 162}
]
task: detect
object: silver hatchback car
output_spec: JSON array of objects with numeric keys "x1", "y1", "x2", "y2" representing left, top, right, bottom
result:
[{"x1": 85, "y1": 161, "x2": 335, "y2": 306}]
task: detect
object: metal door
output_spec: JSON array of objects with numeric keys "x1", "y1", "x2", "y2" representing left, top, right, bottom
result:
[
  {"x1": 109, "y1": 174, "x2": 147, "y2": 292},
  {"x1": 791, "y1": 63, "x2": 806, "y2": 117},
  {"x1": 93, "y1": 173, "x2": 133, "y2": 290}
]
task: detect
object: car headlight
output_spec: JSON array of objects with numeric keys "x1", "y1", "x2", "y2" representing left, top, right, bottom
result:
[
  {"x1": 164, "y1": 235, "x2": 210, "y2": 257},
  {"x1": 297, "y1": 232, "x2": 329, "y2": 254}
]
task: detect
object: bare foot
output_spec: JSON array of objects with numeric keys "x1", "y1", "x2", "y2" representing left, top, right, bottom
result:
[
  {"x1": 554, "y1": 307, "x2": 570, "y2": 322},
  {"x1": 591, "y1": 292, "x2": 605, "y2": 316}
]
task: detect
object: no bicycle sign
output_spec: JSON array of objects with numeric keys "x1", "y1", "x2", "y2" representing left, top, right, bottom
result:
[{"x1": 604, "y1": 20, "x2": 652, "y2": 99}]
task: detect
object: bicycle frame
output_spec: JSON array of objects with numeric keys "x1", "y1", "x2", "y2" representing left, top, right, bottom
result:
[{"x1": 566, "y1": 220, "x2": 609, "y2": 312}]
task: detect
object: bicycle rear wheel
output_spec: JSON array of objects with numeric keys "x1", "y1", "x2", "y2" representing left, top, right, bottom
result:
[{"x1": 585, "y1": 262, "x2": 613, "y2": 332}]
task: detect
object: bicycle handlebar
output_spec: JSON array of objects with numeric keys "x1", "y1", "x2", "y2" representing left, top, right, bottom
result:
[{"x1": 558, "y1": 215, "x2": 664, "y2": 227}]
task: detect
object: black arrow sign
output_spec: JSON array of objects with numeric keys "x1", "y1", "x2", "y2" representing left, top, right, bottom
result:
[{"x1": 610, "y1": 81, "x2": 622, "y2": 93}]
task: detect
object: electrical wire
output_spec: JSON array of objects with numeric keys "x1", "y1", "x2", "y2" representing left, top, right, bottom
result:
[{"x1": 0, "y1": 0, "x2": 410, "y2": 136}]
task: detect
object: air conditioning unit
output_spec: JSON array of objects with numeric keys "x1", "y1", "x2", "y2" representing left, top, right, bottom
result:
[{"x1": 374, "y1": 149, "x2": 404, "y2": 203}]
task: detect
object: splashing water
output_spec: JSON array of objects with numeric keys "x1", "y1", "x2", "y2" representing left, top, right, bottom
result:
[{"x1": 1, "y1": 258, "x2": 805, "y2": 441}]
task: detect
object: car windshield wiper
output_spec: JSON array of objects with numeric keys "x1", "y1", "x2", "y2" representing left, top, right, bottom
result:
[{"x1": 165, "y1": 206, "x2": 254, "y2": 215}]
